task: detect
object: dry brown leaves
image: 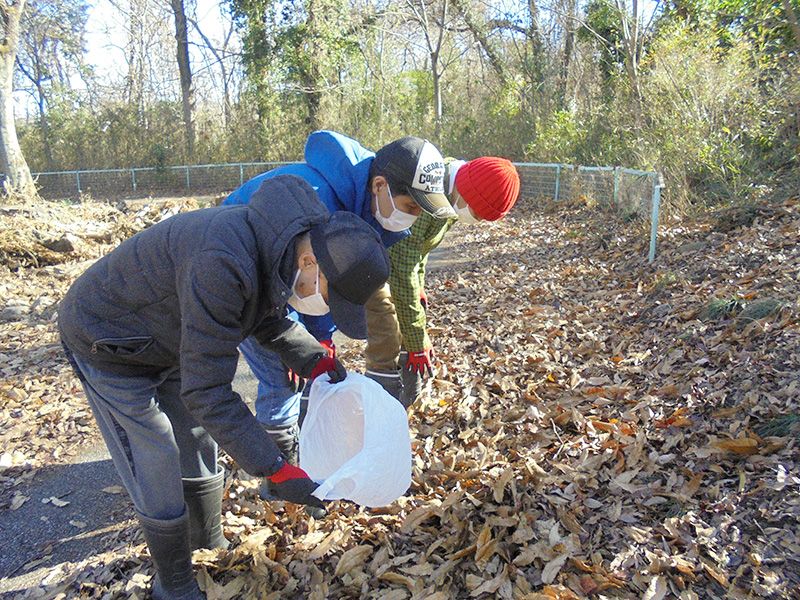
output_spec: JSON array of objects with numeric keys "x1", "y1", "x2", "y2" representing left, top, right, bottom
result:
[
  {"x1": 2, "y1": 195, "x2": 799, "y2": 599},
  {"x1": 0, "y1": 199, "x2": 201, "y2": 489}
]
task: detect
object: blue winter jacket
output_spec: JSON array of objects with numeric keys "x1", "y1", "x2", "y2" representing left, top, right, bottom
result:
[{"x1": 224, "y1": 131, "x2": 408, "y2": 249}]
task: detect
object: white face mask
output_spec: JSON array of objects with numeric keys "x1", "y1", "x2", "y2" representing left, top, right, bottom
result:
[
  {"x1": 374, "y1": 185, "x2": 419, "y2": 232},
  {"x1": 455, "y1": 198, "x2": 480, "y2": 225},
  {"x1": 287, "y1": 265, "x2": 330, "y2": 315}
]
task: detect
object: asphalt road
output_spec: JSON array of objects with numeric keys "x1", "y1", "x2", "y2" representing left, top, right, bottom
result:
[{"x1": 0, "y1": 356, "x2": 259, "y2": 598}]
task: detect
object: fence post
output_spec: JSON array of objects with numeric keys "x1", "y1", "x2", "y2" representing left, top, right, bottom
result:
[
  {"x1": 239, "y1": 164, "x2": 244, "y2": 187},
  {"x1": 613, "y1": 167, "x2": 620, "y2": 206},
  {"x1": 648, "y1": 174, "x2": 665, "y2": 263},
  {"x1": 132, "y1": 169, "x2": 137, "y2": 193},
  {"x1": 186, "y1": 166, "x2": 191, "y2": 191},
  {"x1": 76, "y1": 172, "x2": 81, "y2": 194},
  {"x1": 555, "y1": 165, "x2": 561, "y2": 203}
]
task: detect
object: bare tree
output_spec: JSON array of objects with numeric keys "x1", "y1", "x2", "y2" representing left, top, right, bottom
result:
[
  {"x1": 0, "y1": 0, "x2": 36, "y2": 197},
  {"x1": 402, "y1": 0, "x2": 463, "y2": 143},
  {"x1": 613, "y1": 0, "x2": 643, "y2": 115},
  {"x1": 103, "y1": 0, "x2": 175, "y2": 118},
  {"x1": 450, "y1": 0, "x2": 508, "y2": 87},
  {"x1": 558, "y1": 0, "x2": 578, "y2": 108},
  {"x1": 17, "y1": 0, "x2": 89, "y2": 171},
  {"x1": 170, "y1": 0, "x2": 195, "y2": 156},
  {"x1": 187, "y1": 8, "x2": 239, "y2": 128}
]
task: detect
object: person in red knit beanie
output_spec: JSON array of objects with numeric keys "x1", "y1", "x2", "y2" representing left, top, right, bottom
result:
[
  {"x1": 364, "y1": 156, "x2": 521, "y2": 406},
  {"x1": 454, "y1": 157, "x2": 520, "y2": 221}
]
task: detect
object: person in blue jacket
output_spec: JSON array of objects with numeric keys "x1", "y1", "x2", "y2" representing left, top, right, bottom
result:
[{"x1": 223, "y1": 131, "x2": 455, "y2": 500}]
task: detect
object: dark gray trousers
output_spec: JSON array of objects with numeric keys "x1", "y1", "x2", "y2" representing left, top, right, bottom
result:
[{"x1": 71, "y1": 355, "x2": 218, "y2": 520}]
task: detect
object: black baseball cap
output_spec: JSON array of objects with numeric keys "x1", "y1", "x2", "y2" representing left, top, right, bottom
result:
[
  {"x1": 309, "y1": 212, "x2": 391, "y2": 339},
  {"x1": 372, "y1": 137, "x2": 456, "y2": 219}
]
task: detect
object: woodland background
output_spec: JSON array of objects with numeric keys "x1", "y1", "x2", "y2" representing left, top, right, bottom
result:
[{"x1": 0, "y1": 0, "x2": 799, "y2": 212}]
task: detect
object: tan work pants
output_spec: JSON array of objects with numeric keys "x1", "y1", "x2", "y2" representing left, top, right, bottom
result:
[{"x1": 364, "y1": 283, "x2": 402, "y2": 371}]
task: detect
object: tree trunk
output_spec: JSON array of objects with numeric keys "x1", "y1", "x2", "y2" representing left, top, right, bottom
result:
[
  {"x1": 525, "y1": 0, "x2": 546, "y2": 90},
  {"x1": 170, "y1": 0, "x2": 195, "y2": 159},
  {"x1": 35, "y1": 79, "x2": 53, "y2": 170},
  {"x1": 558, "y1": 0, "x2": 576, "y2": 109},
  {"x1": 615, "y1": 0, "x2": 643, "y2": 131},
  {"x1": 781, "y1": 0, "x2": 800, "y2": 52},
  {"x1": 451, "y1": 0, "x2": 508, "y2": 87},
  {"x1": 432, "y1": 51, "x2": 443, "y2": 143},
  {"x1": 0, "y1": 0, "x2": 36, "y2": 198},
  {"x1": 125, "y1": 0, "x2": 146, "y2": 121}
]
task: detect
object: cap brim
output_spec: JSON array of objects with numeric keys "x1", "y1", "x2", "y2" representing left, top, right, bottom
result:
[
  {"x1": 409, "y1": 189, "x2": 455, "y2": 219},
  {"x1": 327, "y1": 286, "x2": 369, "y2": 339}
]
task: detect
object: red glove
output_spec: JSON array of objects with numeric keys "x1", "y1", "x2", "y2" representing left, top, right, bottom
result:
[
  {"x1": 405, "y1": 348, "x2": 434, "y2": 376},
  {"x1": 310, "y1": 354, "x2": 346, "y2": 382},
  {"x1": 267, "y1": 463, "x2": 324, "y2": 507},
  {"x1": 419, "y1": 289, "x2": 428, "y2": 312},
  {"x1": 319, "y1": 339, "x2": 336, "y2": 359}
]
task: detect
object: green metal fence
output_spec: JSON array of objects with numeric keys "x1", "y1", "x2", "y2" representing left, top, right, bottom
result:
[
  {"x1": 516, "y1": 163, "x2": 664, "y2": 262},
  {"x1": 29, "y1": 161, "x2": 664, "y2": 261},
  {"x1": 32, "y1": 163, "x2": 295, "y2": 202}
]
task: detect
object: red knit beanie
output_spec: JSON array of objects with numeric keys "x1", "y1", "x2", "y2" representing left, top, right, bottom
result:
[{"x1": 455, "y1": 157, "x2": 521, "y2": 221}]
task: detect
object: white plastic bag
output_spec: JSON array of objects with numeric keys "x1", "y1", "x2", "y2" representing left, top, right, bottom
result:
[{"x1": 299, "y1": 372, "x2": 412, "y2": 508}]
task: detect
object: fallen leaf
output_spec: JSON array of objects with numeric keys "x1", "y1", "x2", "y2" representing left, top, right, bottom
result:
[
  {"x1": 713, "y1": 438, "x2": 759, "y2": 455},
  {"x1": 11, "y1": 493, "x2": 28, "y2": 510},
  {"x1": 642, "y1": 575, "x2": 668, "y2": 600},
  {"x1": 333, "y1": 545, "x2": 373, "y2": 578},
  {"x1": 541, "y1": 553, "x2": 569, "y2": 584}
]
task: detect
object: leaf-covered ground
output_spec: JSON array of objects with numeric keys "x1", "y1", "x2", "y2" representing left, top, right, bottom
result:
[{"x1": 1, "y1": 194, "x2": 799, "y2": 599}]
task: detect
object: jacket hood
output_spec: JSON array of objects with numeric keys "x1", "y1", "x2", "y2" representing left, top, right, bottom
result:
[
  {"x1": 245, "y1": 174, "x2": 331, "y2": 307},
  {"x1": 303, "y1": 131, "x2": 374, "y2": 220}
]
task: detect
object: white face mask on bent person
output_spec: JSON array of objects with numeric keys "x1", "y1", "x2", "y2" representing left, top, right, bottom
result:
[
  {"x1": 374, "y1": 185, "x2": 419, "y2": 232},
  {"x1": 287, "y1": 264, "x2": 329, "y2": 315},
  {"x1": 454, "y1": 195, "x2": 480, "y2": 225}
]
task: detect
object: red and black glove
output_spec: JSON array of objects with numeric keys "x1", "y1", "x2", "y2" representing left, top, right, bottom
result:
[
  {"x1": 286, "y1": 368, "x2": 305, "y2": 393},
  {"x1": 318, "y1": 339, "x2": 336, "y2": 359},
  {"x1": 287, "y1": 340, "x2": 339, "y2": 391},
  {"x1": 405, "y1": 347, "x2": 434, "y2": 376},
  {"x1": 310, "y1": 353, "x2": 346, "y2": 383},
  {"x1": 266, "y1": 463, "x2": 325, "y2": 508},
  {"x1": 420, "y1": 289, "x2": 429, "y2": 312}
]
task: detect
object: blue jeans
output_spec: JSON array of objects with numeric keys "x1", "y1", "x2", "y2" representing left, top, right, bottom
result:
[
  {"x1": 243, "y1": 310, "x2": 335, "y2": 428},
  {"x1": 239, "y1": 336, "x2": 301, "y2": 428},
  {"x1": 70, "y1": 354, "x2": 218, "y2": 520}
]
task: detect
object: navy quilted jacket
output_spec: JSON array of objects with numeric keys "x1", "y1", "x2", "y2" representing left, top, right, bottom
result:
[{"x1": 58, "y1": 175, "x2": 331, "y2": 476}]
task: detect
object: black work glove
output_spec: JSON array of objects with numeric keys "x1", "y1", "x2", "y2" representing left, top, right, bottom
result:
[{"x1": 266, "y1": 463, "x2": 325, "y2": 508}]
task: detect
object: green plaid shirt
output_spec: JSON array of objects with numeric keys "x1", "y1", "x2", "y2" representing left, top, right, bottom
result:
[{"x1": 388, "y1": 159, "x2": 458, "y2": 352}]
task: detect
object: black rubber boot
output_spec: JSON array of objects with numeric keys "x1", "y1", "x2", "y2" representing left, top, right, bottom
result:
[
  {"x1": 182, "y1": 470, "x2": 229, "y2": 551},
  {"x1": 399, "y1": 355, "x2": 423, "y2": 409},
  {"x1": 137, "y1": 508, "x2": 205, "y2": 600},
  {"x1": 365, "y1": 368, "x2": 404, "y2": 400}
]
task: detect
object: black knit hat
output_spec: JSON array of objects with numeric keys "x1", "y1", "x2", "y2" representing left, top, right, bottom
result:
[{"x1": 310, "y1": 212, "x2": 390, "y2": 339}]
